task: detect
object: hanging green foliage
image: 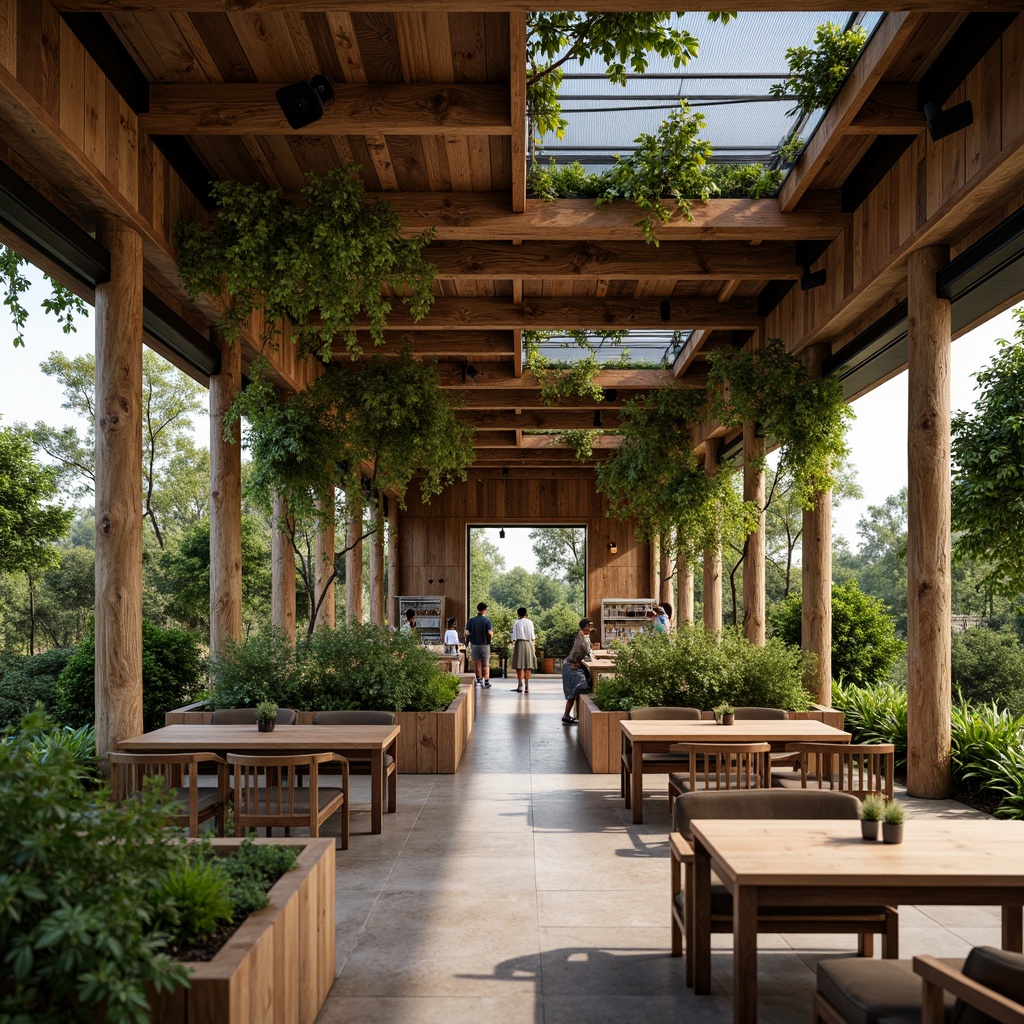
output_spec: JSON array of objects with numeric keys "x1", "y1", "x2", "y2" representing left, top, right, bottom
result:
[
  {"x1": 524, "y1": 330, "x2": 618, "y2": 405},
  {"x1": 175, "y1": 166, "x2": 435, "y2": 361},
  {"x1": 769, "y1": 22, "x2": 869, "y2": 116},
  {"x1": 1, "y1": 245, "x2": 89, "y2": 348},
  {"x1": 557, "y1": 429, "x2": 600, "y2": 461},
  {"x1": 706, "y1": 337, "x2": 853, "y2": 507},
  {"x1": 596, "y1": 387, "x2": 758, "y2": 559}
]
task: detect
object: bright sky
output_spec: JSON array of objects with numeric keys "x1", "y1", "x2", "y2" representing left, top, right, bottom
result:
[{"x1": 1, "y1": 265, "x2": 1020, "y2": 569}]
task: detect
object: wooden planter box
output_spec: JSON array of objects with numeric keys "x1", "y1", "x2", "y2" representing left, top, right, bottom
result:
[
  {"x1": 150, "y1": 837, "x2": 334, "y2": 1024},
  {"x1": 167, "y1": 677, "x2": 476, "y2": 775},
  {"x1": 577, "y1": 696, "x2": 845, "y2": 774}
]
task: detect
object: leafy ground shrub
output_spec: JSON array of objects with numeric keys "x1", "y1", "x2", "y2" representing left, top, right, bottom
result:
[
  {"x1": 55, "y1": 622, "x2": 206, "y2": 731},
  {"x1": 772, "y1": 579, "x2": 904, "y2": 686},
  {"x1": 951, "y1": 625, "x2": 1024, "y2": 716},
  {"x1": 831, "y1": 678, "x2": 909, "y2": 767},
  {"x1": 207, "y1": 626, "x2": 302, "y2": 710},
  {"x1": 0, "y1": 647, "x2": 73, "y2": 728},
  {"x1": 536, "y1": 602, "x2": 581, "y2": 659},
  {"x1": 18, "y1": 722, "x2": 98, "y2": 783},
  {"x1": 0, "y1": 712, "x2": 189, "y2": 1023},
  {"x1": 594, "y1": 624, "x2": 813, "y2": 712},
  {"x1": 209, "y1": 838, "x2": 300, "y2": 919}
]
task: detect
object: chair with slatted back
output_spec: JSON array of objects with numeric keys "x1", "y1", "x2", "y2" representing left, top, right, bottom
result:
[
  {"x1": 772, "y1": 742, "x2": 895, "y2": 801},
  {"x1": 619, "y1": 707, "x2": 702, "y2": 801},
  {"x1": 310, "y1": 711, "x2": 397, "y2": 812},
  {"x1": 209, "y1": 707, "x2": 297, "y2": 725},
  {"x1": 108, "y1": 751, "x2": 228, "y2": 837},
  {"x1": 667, "y1": 741, "x2": 771, "y2": 802},
  {"x1": 228, "y1": 751, "x2": 349, "y2": 850}
]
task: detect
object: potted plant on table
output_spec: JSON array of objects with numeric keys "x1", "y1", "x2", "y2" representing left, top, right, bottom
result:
[
  {"x1": 256, "y1": 701, "x2": 278, "y2": 733},
  {"x1": 860, "y1": 793, "x2": 884, "y2": 840},
  {"x1": 714, "y1": 703, "x2": 735, "y2": 726},
  {"x1": 882, "y1": 799, "x2": 905, "y2": 844}
]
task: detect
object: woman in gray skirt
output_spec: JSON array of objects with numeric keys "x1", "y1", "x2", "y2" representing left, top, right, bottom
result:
[
  {"x1": 561, "y1": 618, "x2": 593, "y2": 724},
  {"x1": 510, "y1": 606, "x2": 537, "y2": 693}
]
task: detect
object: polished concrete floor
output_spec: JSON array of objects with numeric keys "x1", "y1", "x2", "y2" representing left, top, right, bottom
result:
[{"x1": 314, "y1": 677, "x2": 998, "y2": 1024}]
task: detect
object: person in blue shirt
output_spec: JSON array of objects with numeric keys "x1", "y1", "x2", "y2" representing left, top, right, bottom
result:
[{"x1": 465, "y1": 602, "x2": 494, "y2": 688}]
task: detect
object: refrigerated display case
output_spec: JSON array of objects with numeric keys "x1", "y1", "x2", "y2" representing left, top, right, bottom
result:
[
  {"x1": 397, "y1": 596, "x2": 444, "y2": 644},
  {"x1": 600, "y1": 598, "x2": 656, "y2": 647}
]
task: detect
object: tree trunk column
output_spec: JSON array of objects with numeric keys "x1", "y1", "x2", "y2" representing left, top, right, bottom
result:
[
  {"x1": 369, "y1": 495, "x2": 385, "y2": 625},
  {"x1": 94, "y1": 222, "x2": 144, "y2": 761},
  {"x1": 677, "y1": 553, "x2": 694, "y2": 624},
  {"x1": 743, "y1": 420, "x2": 766, "y2": 645},
  {"x1": 387, "y1": 498, "x2": 399, "y2": 627},
  {"x1": 703, "y1": 437, "x2": 722, "y2": 634},
  {"x1": 907, "y1": 245, "x2": 952, "y2": 798},
  {"x1": 801, "y1": 344, "x2": 832, "y2": 704},
  {"x1": 209, "y1": 334, "x2": 242, "y2": 658},
  {"x1": 346, "y1": 488, "x2": 363, "y2": 622},
  {"x1": 659, "y1": 532, "x2": 673, "y2": 607},
  {"x1": 315, "y1": 490, "x2": 335, "y2": 629},
  {"x1": 271, "y1": 491, "x2": 296, "y2": 643}
]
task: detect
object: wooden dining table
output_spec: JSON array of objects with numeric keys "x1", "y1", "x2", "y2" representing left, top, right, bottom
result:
[
  {"x1": 690, "y1": 817, "x2": 1024, "y2": 1023},
  {"x1": 117, "y1": 723, "x2": 400, "y2": 834},
  {"x1": 619, "y1": 718, "x2": 852, "y2": 824}
]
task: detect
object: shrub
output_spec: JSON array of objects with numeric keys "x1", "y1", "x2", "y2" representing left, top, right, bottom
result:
[
  {"x1": 19, "y1": 722, "x2": 99, "y2": 784},
  {"x1": 951, "y1": 625, "x2": 1024, "y2": 716},
  {"x1": 0, "y1": 648, "x2": 73, "y2": 728},
  {"x1": 594, "y1": 624, "x2": 813, "y2": 712},
  {"x1": 832, "y1": 678, "x2": 909, "y2": 767},
  {"x1": 207, "y1": 626, "x2": 301, "y2": 711},
  {"x1": 0, "y1": 711, "x2": 189, "y2": 1023},
  {"x1": 55, "y1": 623, "x2": 206, "y2": 731},
  {"x1": 771, "y1": 579, "x2": 904, "y2": 686},
  {"x1": 151, "y1": 855, "x2": 235, "y2": 946},
  {"x1": 210, "y1": 837, "x2": 300, "y2": 919},
  {"x1": 536, "y1": 602, "x2": 581, "y2": 659}
]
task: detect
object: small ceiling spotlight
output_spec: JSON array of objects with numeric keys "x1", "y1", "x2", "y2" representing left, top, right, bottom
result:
[
  {"x1": 502, "y1": 466, "x2": 509, "y2": 479},
  {"x1": 602, "y1": 388, "x2": 618, "y2": 402},
  {"x1": 499, "y1": 527, "x2": 506, "y2": 539},
  {"x1": 607, "y1": 541, "x2": 618, "y2": 554},
  {"x1": 659, "y1": 299, "x2": 671, "y2": 322},
  {"x1": 275, "y1": 74, "x2": 334, "y2": 130},
  {"x1": 924, "y1": 99, "x2": 974, "y2": 142}
]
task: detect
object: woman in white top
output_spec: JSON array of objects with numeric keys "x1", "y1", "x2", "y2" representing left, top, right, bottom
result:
[{"x1": 510, "y1": 606, "x2": 538, "y2": 693}]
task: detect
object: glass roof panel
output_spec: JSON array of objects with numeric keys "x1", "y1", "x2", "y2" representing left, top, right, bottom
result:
[
  {"x1": 534, "y1": 331, "x2": 690, "y2": 367},
  {"x1": 535, "y1": 11, "x2": 884, "y2": 170}
]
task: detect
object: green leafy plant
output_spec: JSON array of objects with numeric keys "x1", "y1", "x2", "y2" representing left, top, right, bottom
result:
[
  {"x1": 595, "y1": 103, "x2": 716, "y2": 245},
  {"x1": 150, "y1": 855, "x2": 235, "y2": 947},
  {"x1": 523, "y1": 332, "x2": 608, "y2": 406},
  {"x1": 0, "y1": 648, "x2": 74, "y2": 728},
  {"x1": 860, "y1": 793, "x2": 885, "y2": 821},
  {"x1": 536, "y1": 602, "x2": 583, "y2": 660},
  {"x1": 832, "y1": 679, "x2": 909, "y2": 768},
  {"x1": 713, "y1": 703, "x2": 734, "y2": 714},
  {"x1": 526, "y1": 159, "x2": 607, "y2": 200},
  {"x1": 951, "y1": 625, "x2": 1024, "y2": 717},
  {"x1": 209, "y1": 838, "x2": 300, "y2": 920},
  {"x1": 557, "y1": 429, "x2": 599, "y2": 461},
  {"x1": 208, "y1": 627, "x2": 301, "y2": 712},
  {"x1": 881, "y1": 799, "x2": 905, "y2": 825},
  {"x1": 769, "y1": 22, "x2": 869, "y2": 116},
  {"x1": 778, "y1": 135, "x2": 806, "y2": 166},
  {"x1": 255, "y1": 700, "x2": 277, "y2": 723},
  {"x1": 19, "y1": 722, "x2": 98, "y2": 784},
  {"x1": 175, "y1": 167, "x2": 435, "y2": 360},
  {"x1": 1, "y1": 244, "x2": 89, "y2": 348}
]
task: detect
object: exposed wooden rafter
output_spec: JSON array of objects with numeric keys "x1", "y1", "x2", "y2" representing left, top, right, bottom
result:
[{"x1": 456, "y1": 409, "x2": 624, "y2": 430}]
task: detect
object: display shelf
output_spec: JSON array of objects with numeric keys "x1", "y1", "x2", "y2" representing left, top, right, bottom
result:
[
  {"x1": 600, "y1": 597, "x2": 656, "y2": 647},
  {"x1": 397, "y1": 595, "x2": 445, "y2": 645}
]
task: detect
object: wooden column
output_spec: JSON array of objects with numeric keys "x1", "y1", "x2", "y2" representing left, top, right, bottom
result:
[
  {"x1": 907, "y1": 245, "x2": 952, "y2": 798},
  {"x1": 94, "y1": 221, "x2": 143, "y2": 761},
  {"x1": 742, "y1": 420, "x2": 766, "y2": 645},
  {"x1": 659, "y1": 533, "x2": 673, "y2": 606},
  {"x1": 369, "y1": 497, "x2": 385, "y2": 625},
  {"x1": 387, "y1": 497, "x2": 399, "y2": 627},
  {"x1": 648, "y1": 538, "x2": 658, "y2": 599},
  {"x1": 271, "y1": 491, "x2": 296, "y2": 643},
  {"x1": 801, "y1": 345, "x2": 832, "y2": 703},
  {"x1": 209, "y1": 335, "x2": 242, "y2": 658},
  {"x1": 314, "y1": 490, "x2": 335, "y2": 630},
  {"x1": 345, "y1": 488, "x2": 363, "y2": 622},
  {"x1": 702, "y1": 437, "x2": 722, "y2": 634},
  {"x1": 677, "y1": 553, "x2": 694, "y2": 624}
]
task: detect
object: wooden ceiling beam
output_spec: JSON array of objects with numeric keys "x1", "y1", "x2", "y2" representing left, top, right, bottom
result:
[
  {"x1": 472, "y1": 450, "x2": 609, "y2": 466},
  {"x1": 361, "y1": 297, "x2": 761, "y2": 331},
  {"x1": 424, "y1": 240, "x2": 800, "y2": 280},
  {"x1": 456, "y1": 409, "x2": 622, "y2": 429},
  {"x1": 332, "y1": 330, "x2": 514, "y2": 358},
  {"x1": 141, "y1": 83, "x2": 510, "y2": 136},
  {"x1": 845, "y1": 83, "x2": 925, "y2": 134},
  {"x1": 376, "y1": 193, "x2": 848, "y2": 242},
  {"x1": 456, "y1": 390, "x2": 628, "y2": 410},
  {"x1": 435, "y1": 365, "x2": 677, "y2": 388}
]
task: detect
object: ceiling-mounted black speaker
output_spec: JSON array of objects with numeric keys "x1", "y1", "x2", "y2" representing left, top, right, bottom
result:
[{"x1": 276, "y1": 74, "x2": 334, "y2": 130}]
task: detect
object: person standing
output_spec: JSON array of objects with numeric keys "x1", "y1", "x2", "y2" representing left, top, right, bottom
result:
[
  {"x1": 510, "y1": 606, "x2": 537, "y2": 694},
  {"x1": 653, "y1": 605, "x2": 669, "y2": 633},
  {"x1": 465, "y1": 602, "x2": 493, "y2": 688},
  {"x1": 443, "y1": 617, "x2": 461, "y2": 655},
  {"x1": 402, "y1": 608, "x2": 417, "y2": 634},
  {"x1": 561, "y1": 618, "x2": 594, "y2": 724}
]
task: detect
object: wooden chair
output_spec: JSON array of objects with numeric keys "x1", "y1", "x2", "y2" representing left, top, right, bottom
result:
[
  {"x1": 209, "y1": 707, "x2": 297, "y2": 724},
  {"x1": 310, "y1": 711, "x2": 398, "y2": 814},
  {"x1": 773, "y1": 742, "x2": 895, "y2": 801},
  {"x1": 228, "y1": 751, "x2": 350, "y2": 850},
  {"x1": 619, "y1": 707, "x2": 702, "y2": 801},
  {"x1": 813, "y1": 947, "x2": 1024, "y2": 1024},
  {"x1": 670, "y1": 790, "x2": 898, "y2": 986},
  {"x1": 733, "y1": 706, "x2": 788, "y2": 720},
  {"x1": 108, "y1": 751, "x2": 228, "y2": 837},
  {"x1": 667, "y1": 741, "x2": 771, "y2": 801}
]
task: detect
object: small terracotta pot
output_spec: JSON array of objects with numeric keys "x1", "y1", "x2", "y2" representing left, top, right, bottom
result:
[
  {"x1": 257, "y1": 719, "x2": 276, "y2": 732},
  {"x1": 861, "y1": 820, "x2": 880, "y2": 841},
  {"x1": 882, "y1": 822, "x2": 903, "y2": 844},
  {"x1": 722, "y1": 713, "x2": 735, "y2": 726}
]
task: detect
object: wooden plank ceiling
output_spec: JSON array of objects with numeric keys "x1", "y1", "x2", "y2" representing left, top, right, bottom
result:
[{"x1": 53, "y1": 4, "x2": 973, "y2": 472}]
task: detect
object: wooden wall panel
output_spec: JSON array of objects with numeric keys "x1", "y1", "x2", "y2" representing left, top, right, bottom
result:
[{"x1": 399, "y1": 475, "x2": 652, "y2": 630}]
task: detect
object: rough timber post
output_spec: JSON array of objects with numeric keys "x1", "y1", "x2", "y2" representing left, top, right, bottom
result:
[
  {"x1": 314, "y1": 490, "x2": 336, "y2": 629},
  {"x1": 369, "y1": 497, "x2": 385, "y2": 625},
  {"x1": 271, "y1": 491, "x2": 296, "y2": 642},
  {"x1": 94, "y1": 222, "x2": 143, "y2": 761},
  {"x1": 801, "y1": 344, "x2": 832, "y2": 704},
  {"x1": 387, "y1": 498, "x2": 399, "y2": 627},
  {"x1": 209, "y1": 334, "x2": 242, "y2": 658},
  {"x1": 743, "y1": 420, "x2": 766, "y2": 645},
  {"x1": 346, "y1": 488, "x2": 363, "y2": 622},
  {"x1": 660, "y1": 533, "x2": 673, "y2": 607},
  {"x1": 677, "y1": 553, "x2": 694, "y2": 624},
  {"x1": 702, "y1": 437, "x2": 723, "y2": 634},
  {"x1": 906, "y1": 245, "x2": 952, "y2": 798}
]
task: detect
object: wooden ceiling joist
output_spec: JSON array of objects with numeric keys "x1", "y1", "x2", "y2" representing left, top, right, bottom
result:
[
  {"x1": 472, "y1": 450, "x2": 608, "y2": 466},
  {"x1": 435, "y1": 366, "x2": 677, "y2": 389},
  {"x1": 456, "y1": 390, "x2": 629, "y2": 410},
  {"x1": 364, "y1": 297, "x2": 761, "y2": 331},
  {"x1": 141, "y1": 84, "x2": 511, "y2": 136},
  {"x1": 456, "y1": 409, "x2": 623, "y2": 430},
  {"x1": 333, "y1": 331, "x2": 515, "y2": 358},
  {"x1": 424, "y1": 240, "x2": 801, "y2": 281}
]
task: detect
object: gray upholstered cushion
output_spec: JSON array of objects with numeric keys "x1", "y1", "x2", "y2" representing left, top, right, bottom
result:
[
  {"x1": 313, "y1": 710, "x2": 397, "y2": 725},
  {"x1": 628, "y1": 707, "x2": 701, "y2": 720},
  {"x1": 953, "y1": 947, "x2": 1024, "y2": 1024},
  {"x1": 733, "y1": 707, "x2": 787, "y2": 720},
  {"x1": 818, "y1": 958, "x2": 961, "y2": 1024},
  {"x1": 672, "y1": 787, "x2": 861, "y2": 838}
]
